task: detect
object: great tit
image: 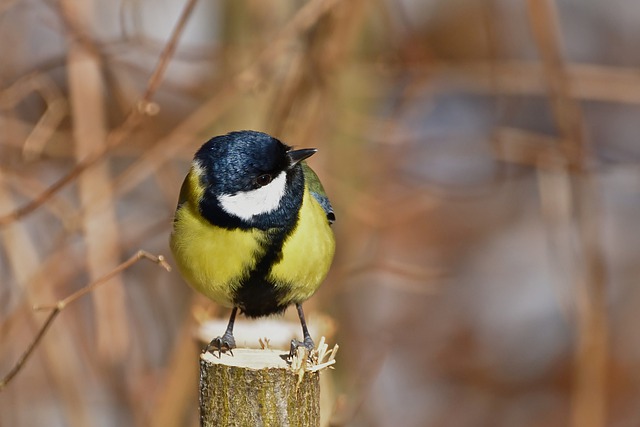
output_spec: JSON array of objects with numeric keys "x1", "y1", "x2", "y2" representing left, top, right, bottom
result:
[{"x1": 170, "y1": 130, "x2": 335, "y2": 356}]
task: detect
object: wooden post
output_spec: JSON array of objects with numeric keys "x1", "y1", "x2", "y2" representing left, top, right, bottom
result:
[{"x1": 199, "y1": 349, "x2": 320, "y2": 426}]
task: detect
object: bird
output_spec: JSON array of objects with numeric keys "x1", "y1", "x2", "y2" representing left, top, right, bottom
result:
[{"x1": 170, "y1": 130, "x2": 335, "y2": 357}]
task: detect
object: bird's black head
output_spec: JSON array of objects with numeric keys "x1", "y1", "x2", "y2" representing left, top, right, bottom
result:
[{"x1": 192, "y1": 130, "x2": 315, "y2": 230}]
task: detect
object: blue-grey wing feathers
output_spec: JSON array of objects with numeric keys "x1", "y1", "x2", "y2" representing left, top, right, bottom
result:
[{"x1": 302, "y1": 163, "x2": 335, "y2": 225}]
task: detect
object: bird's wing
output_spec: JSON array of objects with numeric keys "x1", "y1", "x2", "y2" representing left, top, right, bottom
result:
[
  {"x1": 302, "y1": 162, "x2": 335, "y2": 224},
  {"x1": 173, "y1": 172, "x2": 191, "y2": 214}
]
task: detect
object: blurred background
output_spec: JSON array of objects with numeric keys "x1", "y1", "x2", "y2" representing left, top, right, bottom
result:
[{"x1": 2, "y1": 0, "x2": 640, "y2": 426}]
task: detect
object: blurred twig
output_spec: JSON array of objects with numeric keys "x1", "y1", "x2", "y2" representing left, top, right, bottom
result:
[
  {"x1": 62, "y1": 0, "x2": 130, "y2": 365},
  {"x1": 5, "y1": 173, "x2": 77, "y2": 230},
  {"x1": 356, "y1": 60, "x2": 640, "y2": 105},
  {"x1": 104, "y1": 0, "x2": 345, "y2": 200},
  {"x1": 148, "y1": 301, "x2": 200, "y2": 427},
  {"x1": 527, "y1": 2, "x2": 609, "y2": 427},
  {"x1": 0, "y1": 73, "x2": 69, "y2": 160},
  {"x1": 0, "y1": 0, "x2": 199, "y2": 227},
  {"x1": 527, "y1": 0, "x2": 587, "y2": 170},
  {"x1": 8, "y1": 0, "x2": 346, "y2": 238},
  {"x1": 0, "y1": 250, "x2": 171, "y2": 392}
]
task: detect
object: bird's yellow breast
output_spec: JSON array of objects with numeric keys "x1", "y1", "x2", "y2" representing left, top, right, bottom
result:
[
  {"x1": 170, "y1": 202, "x2": 264, "y2": 307},
  {"x1": 170, "y1": 167, "x2": 335, "y2": 310},
  {"x1": 268, "y1": 187, "x2": 335, "y2": 304}
]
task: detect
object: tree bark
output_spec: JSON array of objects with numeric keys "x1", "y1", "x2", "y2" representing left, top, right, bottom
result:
[{"x1": 199, "y1": 349, "x2": 320, "y2": 427}]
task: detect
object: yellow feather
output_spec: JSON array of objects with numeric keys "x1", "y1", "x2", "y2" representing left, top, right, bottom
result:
[
  {"x1": 170, "y1": 203, "x2": 265, "y2": 307},
  {"x1": 170, "y1": 168, "x2": 265, "y2": 307},
  {"x1": 269, "y1": 186, "x2": 336, "y2": 305}
]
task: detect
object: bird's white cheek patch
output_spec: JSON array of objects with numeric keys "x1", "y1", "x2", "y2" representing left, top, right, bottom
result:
[{"x1": 218, "y1": 172, "x2": 287, "y2": 220}]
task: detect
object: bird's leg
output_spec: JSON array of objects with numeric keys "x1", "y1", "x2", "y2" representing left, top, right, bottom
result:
[
  {"x1": 205, "y1": 307, "x2": 238, "y2": 358},
  {"x1": 289, "y1": 303, "x2": 315, "y2": 357}
]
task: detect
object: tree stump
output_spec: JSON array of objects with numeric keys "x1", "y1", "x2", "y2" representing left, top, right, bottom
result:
[{"x1": 199, "y1": 349, "x2": 320, "y2": 427}]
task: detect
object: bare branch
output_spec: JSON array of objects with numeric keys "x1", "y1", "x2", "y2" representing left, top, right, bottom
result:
[
  {"x1": 0, "y1": 0, "x2": 199, "y2": 227},
  {"x1": 0, "y1": 250, "x2": 171, "y2": 391}
]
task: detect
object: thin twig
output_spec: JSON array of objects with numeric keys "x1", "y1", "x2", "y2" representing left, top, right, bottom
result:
[
  {"x1": 0, "y1": 0, "x2": 199, "y2": 227},
  {"x1": 0, "y1": 250, "x2": 171, "y2": 391},
  {"x1": 140, "y1": 0, "x2": 198, "y2": 103},
  {"x1": 0, "y1": 307, "x2": 62, "y2": 393}
]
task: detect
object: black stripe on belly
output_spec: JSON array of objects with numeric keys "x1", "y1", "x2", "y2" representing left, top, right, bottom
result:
[
  {"x1": 233, "y1": 226, "x2": 294, "y2": 318},
  {"x1": 231, "y1": 163, "x2": 306, "y2": 317}
]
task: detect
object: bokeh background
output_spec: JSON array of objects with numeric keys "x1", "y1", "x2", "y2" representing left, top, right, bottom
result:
[{"x1": 2, "y1": 0, "x2": 640, "y2": 426}]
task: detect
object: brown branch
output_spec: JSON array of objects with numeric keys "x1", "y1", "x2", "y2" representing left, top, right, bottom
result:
[
  {"x1": 0, "y1": 306, "x2": 62, "y2": 393},
  {"x1": 0, "y1": 250, "x2": 171, "y2": 392},
  {"x1": 0, "y1": 0, "x2": 199, "y2": 227},
  {"x1": 527, "y1": 0, "x2": 588, "y2": 170},
  {"x1": 527, "y1": 2, "x2": 609, "y2": 427}
]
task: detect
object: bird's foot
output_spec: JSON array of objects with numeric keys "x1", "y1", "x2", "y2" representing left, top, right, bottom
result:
[
  {"x1": 205, "y1": 332, "x2": 236, "y2": 358},
  {"x1": 289, "y1": 336, "x2": 315, "y2": 360}
]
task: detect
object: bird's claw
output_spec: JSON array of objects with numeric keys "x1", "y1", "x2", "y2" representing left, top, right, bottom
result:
[
  {"x1": 289, "y1": 336, "x2": 314, "y2": 359},
  {"x1": 205, "y1": 332, "x2": 236, "y2": 358}
]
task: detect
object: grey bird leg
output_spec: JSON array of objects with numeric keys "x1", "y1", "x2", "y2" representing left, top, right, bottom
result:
[
  {"x1": 206, "y1": 307, "x2": 238, "y2": 358},
  {"x1": 289, "y1": 303, "x2": 314, "y2": 357}
]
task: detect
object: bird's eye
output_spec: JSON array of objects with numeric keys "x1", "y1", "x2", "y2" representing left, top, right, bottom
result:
[{"x1": 256, "y1": 174, "x2": 272, "y2": 187}]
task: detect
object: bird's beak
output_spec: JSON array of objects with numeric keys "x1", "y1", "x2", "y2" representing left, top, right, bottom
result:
[{"x1": 287, "y1": 148, "x2": 317, "y2": 168}]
